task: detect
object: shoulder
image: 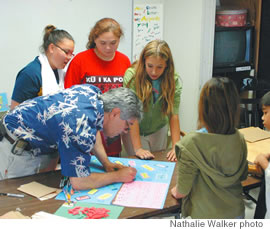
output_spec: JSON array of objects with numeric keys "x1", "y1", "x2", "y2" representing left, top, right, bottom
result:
[
  {"x1": 235, "y1": 129, "x2": 247, "y2": 144},
  {"x1": 114, "y1": 51, "x2": 131, "y2": 65},
  {"x1": 174, "y1": 73, "x2": 182, "y2": 87},
  {"x1": 125, "y1": 67, "x2": 136, "y2": 76},
  {"x1": 71, "y1": 84, "x2": 101, "y2": 94},
  {"x1": 72, "y1": 49, "x2": 93, "y2": 62},
  {"x1": 180, "y1": 132, "x2": 200, "y2": 145},
  {"x1": 20, "y1": 57, "x2": 41, "y2": 73},
  {"x1": 115, "y1": 51, "x2": 130, "y2": 60},
  {"x1": 16, "y1": 57, "x2": 41, "y2": 81},
  {"x1": 123, "y1": 67, "x2": 136, "y2": 84}
]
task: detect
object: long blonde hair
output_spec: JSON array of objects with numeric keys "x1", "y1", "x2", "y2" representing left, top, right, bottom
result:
[{"x1": 127, "y1": 40, "x2": 175, "y2": 116}]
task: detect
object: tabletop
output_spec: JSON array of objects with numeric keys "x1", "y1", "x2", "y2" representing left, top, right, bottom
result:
[
  {"x1": 0, "y1": 151, "x2": 181, "y2": 219},
  {"x1": 239, "y1": 127, "x2": 270, "y2": 162}
]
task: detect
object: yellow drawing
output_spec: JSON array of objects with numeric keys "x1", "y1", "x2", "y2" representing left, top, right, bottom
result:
[
  {"x1": 114, "y1": 161, "x2": 123, "y2": 165},
  {"x1": 88, "y1": 189, "x2": 98, "y2": 195},
  {"x1": 141, "y1": 172, "x2": 150, "y2": 179},
  {"x1": 142, "y1": 164, "x2": 154, "y2": 171},
  {"x1": 98, "y1": 193, "x2": 112, "y2": 200}
]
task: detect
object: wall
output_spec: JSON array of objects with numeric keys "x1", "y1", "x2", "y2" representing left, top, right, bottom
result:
[
  {"x1": 0, "y1": 0, "x2": 132, "y2": 101},
  {"x1": 1, "y1": 0, "x2": 216, "y2": 132},
  {"x1": 164, "y1": 0, "x2": 216, "y2": 132}
]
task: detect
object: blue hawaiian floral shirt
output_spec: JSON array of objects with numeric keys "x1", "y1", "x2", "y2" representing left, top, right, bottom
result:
[{"x1": 4, "y1": 84, "x2": 104, "y2": 177}]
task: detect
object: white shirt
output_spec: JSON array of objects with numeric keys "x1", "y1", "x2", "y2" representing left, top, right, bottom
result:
[{"x1": 265, "y1": 164, "x2": 270, "y2": 219}]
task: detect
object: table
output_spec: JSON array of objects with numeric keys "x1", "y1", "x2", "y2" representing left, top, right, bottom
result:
[
  {"x1": 239, "y1": 128, "x2": 270, "y2": 162},
  {"x1": 245, "y1": 138, "x2": 270, "y2": 162},
  {"x1": 0, "y1": 151, "x2": 181, "y2": 219},
  {"x1": 0, "y1": 149, "x2": 263, "y2": 219}
]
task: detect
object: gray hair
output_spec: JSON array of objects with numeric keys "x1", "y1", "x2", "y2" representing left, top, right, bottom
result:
[{"x1": 100, "y1": 87, "x2": 143, "y2": 121}]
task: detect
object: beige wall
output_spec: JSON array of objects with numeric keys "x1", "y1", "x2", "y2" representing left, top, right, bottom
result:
[{"x1": 164, "y1": 0, "x2": 216, "y2": 132}]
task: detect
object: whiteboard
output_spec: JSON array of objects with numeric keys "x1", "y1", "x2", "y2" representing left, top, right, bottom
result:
[{"x1": 0, "y1": 0, "x2": 133, "y2": 101}]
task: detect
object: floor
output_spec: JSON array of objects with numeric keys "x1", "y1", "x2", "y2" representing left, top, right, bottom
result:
[{"x1": 244, "y1": 187, "x2": 260, "y2": 219}]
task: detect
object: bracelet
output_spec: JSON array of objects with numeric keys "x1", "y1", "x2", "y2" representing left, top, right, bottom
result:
[{"x1": 134, "y1": 148, "x2": 142, "y2": 153}]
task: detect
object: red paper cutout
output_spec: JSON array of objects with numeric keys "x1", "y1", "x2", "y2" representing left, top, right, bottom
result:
[{"x1": 67, "y1": 206, "x2": 110, "y2": 219}]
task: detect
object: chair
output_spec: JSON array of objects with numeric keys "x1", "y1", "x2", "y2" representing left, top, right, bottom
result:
[{"x1": 240, "y1": 90, "x2": 261, "y2": 128}]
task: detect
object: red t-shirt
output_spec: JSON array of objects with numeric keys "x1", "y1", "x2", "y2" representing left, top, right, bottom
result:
[
  {"x1": 65, "y1": 49, "x2": 130, "y2": 92},
  {"x1": 65, "y1": 49, "x2": 131, "y2": 157}
]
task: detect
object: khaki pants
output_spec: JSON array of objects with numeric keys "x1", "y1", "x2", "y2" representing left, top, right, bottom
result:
[
  {"x1": 0, "y1": 137, "x2": 58, "y2": 180},
  {"x1": 122, "y1": 125, "x2": 168, "y2": 156}
]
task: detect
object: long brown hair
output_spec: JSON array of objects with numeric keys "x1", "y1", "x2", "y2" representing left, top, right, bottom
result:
[
  {"x1": 86, "y1": 18, "x2": 123, "y2": 49},
  {"x1": 198, "y1": 77, "x2": 240, "y2": 134},
  {"x1": 127, "y1": 40, "x2": 175, "y2": 116}
]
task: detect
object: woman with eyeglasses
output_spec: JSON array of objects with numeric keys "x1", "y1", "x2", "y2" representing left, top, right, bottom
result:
[
  {"x1": 64, "y1": 18, "x2": 131, "y2": 158},
  {"x1": 10, "y1": 25, "x2": 75, "y2": 110}
]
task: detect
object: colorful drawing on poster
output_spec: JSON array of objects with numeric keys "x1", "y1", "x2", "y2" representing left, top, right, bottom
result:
[
  {"x1": 0, "y1": 93, "x2": 9, "y2": 112},
  {"x1": 112, "y1": 181, "x2": 169, "y2": 209},
  {"x1": 54, "y1": 202, "x2": 124, "y2": 219},
  {"x1": 56, "y1": 156, "x2": 175, "y2": 209}
]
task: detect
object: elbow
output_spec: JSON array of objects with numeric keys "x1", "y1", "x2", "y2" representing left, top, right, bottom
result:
[
  {"x1": 174, "y1": 192, "x2": 186, "y2": 199},
  {"x1": 69, "y1": 177, "x2": 82, "y2": 190},
  {"x1": 171, "y1": 186, "x2": 187, "y2": 199}
]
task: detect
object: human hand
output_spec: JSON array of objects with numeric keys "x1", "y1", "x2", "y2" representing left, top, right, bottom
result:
[
  {"x1": 117, "y1": 167, "x2": 137, "y2": 183},
  {"x1": 254, "y1": 153, "x2": 270, "y2": 170},
  {"x1": 135, "y1": 148, "x2": 155, "y2": 160},
  {"x1": 104, "y1": 161, "x2": 126, "y2": 172},
  {"x1": 167, "y1": 149, "x2": 177, "y2": 162},
  {"x1": 171, "y1": 186, "x2": 186, "y2": 199},
  {"x1": 171, "y1": 186, "x2": 179, "y2": 199}
]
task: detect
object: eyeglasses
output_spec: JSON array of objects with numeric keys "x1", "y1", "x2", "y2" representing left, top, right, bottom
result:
[
  {"x1": 53, "y1": 43, "x2": 74, "y2": 57},
  {"x1": 125, "y1": 120, "x2": 130, "y2": 131}
]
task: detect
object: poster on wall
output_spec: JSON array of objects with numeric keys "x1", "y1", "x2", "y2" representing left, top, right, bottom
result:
[{"x1": 132, "y1": 4, "x2": 163, "y2": 61}]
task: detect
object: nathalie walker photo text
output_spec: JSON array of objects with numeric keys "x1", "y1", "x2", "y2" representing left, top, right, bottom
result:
[{"x1": 170, "y1": 219, "x2": 264, "y2": 229}]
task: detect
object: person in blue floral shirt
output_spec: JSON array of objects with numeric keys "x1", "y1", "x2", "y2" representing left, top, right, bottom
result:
[{"x1": 0, "y1": 85, "x2": 142, "y2": 190}]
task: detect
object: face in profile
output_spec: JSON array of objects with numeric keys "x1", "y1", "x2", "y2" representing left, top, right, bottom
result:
[
  {"x1": 94, "y1": 32, "x2": 120, "y2": 60},
  {"x1": 145, "y1": 56, "x2": 167, "y2": 81},
  {"x1": 103, "y1": 108, "x2": 135, "y2": 138},
  {"x1": 262, "y1": 105, "x2": 270, "y2": 130},
  {"x1": 50, "y1": 38, "x2": 74, "y2": 69}
]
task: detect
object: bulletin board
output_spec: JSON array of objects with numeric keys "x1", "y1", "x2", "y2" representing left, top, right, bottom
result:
[{"x1": 132, "y1": 3, "x2": 163, "y2": 61}]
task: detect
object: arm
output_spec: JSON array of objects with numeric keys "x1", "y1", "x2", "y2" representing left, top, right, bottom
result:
[
  {"x1": 171, "y1": 186, "x2": 187, "y2": 199},
  {"x1": 254, "y1": 153, "x2": 270, "y2": 170},
  {"x1": 10, "y1": 100, "x2": 20, "y2": 110},
  {"x1": 123, "y1": 68, "x2": 154, "y2": 159},
  {"x1": 11, "y1": 66, "x2": 41, "y2": 108},
  {"x1": 171, "y1": 142, "x2": 198, "y2": 200},
  {"x1": 167, "y1": 74, "x2": 182, "y2": 161},
  {"x1": 70, "y1": 167, "x2": 137, "y2": 190},
  {"x1": 92, "y1": 131, "x2": 125, "y2": 172},
  {"x1": 128, "y1": 120, "x2": 155, "y2": 160},
  {"x1": 167, "y1": 114, "x2": 181, "y2": 162},
  {"x1": 70, "y1": 131, "x2": 137, "y2": 190}
]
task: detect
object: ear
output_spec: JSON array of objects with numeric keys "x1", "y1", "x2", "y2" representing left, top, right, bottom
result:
[
  {"x1": 47, "y1": 43, "x2": 55, "y2": 54},
  {"x1": 109, "y1": 108, "x2": 121, "y2": 119}
]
